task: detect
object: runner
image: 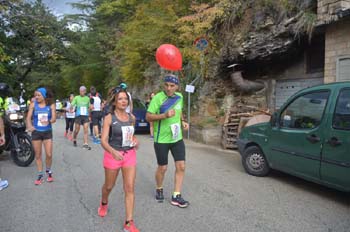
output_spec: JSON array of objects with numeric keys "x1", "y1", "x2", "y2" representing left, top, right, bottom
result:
[
  {"x1": 89, "y1": 86, "x2": 102, "y2": 144},
  {"x1": 98, "y1": 86, "x2": 139, "y2": 232},
  {"x1": 146, "y1": 74, "x2": 190, "y2": 208},
  {"x1": 26, "y1": 87, "x2": 56, "y2": 185},
  {"x1": 55, "y1": 99, "x2": 63, "y2": 119},
  {"x1": 63, "y1": 93, "x2": 75, "y2": 140},
  {"x1": 71, "y1": 86, "x2": 91, "y2": 150}
]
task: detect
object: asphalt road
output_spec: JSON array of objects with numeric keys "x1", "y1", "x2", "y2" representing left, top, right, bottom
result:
[{"x1": 0, "y1": 119, "x2": 350, "y2": 232}]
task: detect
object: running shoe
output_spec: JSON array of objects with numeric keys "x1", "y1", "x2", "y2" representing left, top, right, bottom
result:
[
  {"x1": 171, "y1": 194, "x2": 189, "y2": 208},
  {"x1": 73, "y1": 141, "x2": 77, "y2": 147},
  {"x1": 34, "y1": 175, "x2": 44, "y2": 185},
  {"x1": 97, "y1": 203, "x2": 108, "y2": 217},
  {"x1": 0, "y1": 179, "x2": 9, "y2": 191},
  {"x1": 83, "y1": 144, "x2": 91, "y2": 150},
  {"x1": 155, "y1": 188, "x2": 164, "y2": 202},
  {"x1": 68, "y1": 134, "x2": 73, "y2": 141},
  {"x1": 123, "y1": 220, "x2": 139, "y2": 232},
  {"x1": 64, "y1": 132, "x2": 67, "y2": 138},
  {"x1": 47, "y1": 173, "x2": 53, "y2": 182},
  {"x1": 93, "y1": 137, "x2": 101, "y2": 144}
]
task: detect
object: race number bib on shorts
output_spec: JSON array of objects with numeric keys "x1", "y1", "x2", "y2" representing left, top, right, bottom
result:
[
  {"x1": 121, "y1": 126, "x2": 135, "y2": 147},
  {"x1": 38, "y1": 113, "x2": 48, "y2": 126},
  {"x1": 170, "y1": 123, "x2": 180, "y2": 140},
  {"x1": 80, "y1": 106, "x2": 88, "y2": 116}
]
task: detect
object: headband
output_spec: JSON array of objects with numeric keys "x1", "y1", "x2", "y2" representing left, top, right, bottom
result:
[
  {"x1": 163, "y1": 75, "x2": 179, "y2": 85},
  {"x1": 37, "y1": 88, "x2": 47, "y2": 98}
]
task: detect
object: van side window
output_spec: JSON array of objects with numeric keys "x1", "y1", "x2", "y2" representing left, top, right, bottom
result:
[
  {"x1": 333, "y1": 89, "x2": 350, "y2": 130},
  {"x1": 280, "y1": 91, "x2": 329, "y2": 129}
]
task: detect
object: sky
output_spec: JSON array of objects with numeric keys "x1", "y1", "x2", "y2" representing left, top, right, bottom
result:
[{"x1": 42, "y1": 0, "x2": 81, "y2": 16}]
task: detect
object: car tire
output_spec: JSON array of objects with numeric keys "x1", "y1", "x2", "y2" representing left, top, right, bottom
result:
[{"x1": 242, "y1": 145, "x2": 270, "y2": 177}]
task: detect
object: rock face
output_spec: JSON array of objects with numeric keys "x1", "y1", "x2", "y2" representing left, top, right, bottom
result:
[{"x1": 218, "y1": 0, "x2": 317, "y2": 75}]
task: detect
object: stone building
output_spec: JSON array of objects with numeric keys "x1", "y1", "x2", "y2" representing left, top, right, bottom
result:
[
  {"x1": 317, "y1": 0, "x2": 350, "y2": 83},
  {"x1": 244, "y1": 0, "x2": 350, "y2": 110}
]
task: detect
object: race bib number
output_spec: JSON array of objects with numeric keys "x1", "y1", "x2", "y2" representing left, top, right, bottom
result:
[
  {"x1": 170, "y1": 123, "x2": 180, "y2": 140},
  {"x1": 80, "y1": 106, "x2": 88, "y2": 116},
  {"x1": 66, "y1": 111, "x2": 75, "y2": 118},
  {"x1": 121, "y1": 126, "x2": 135, "y2": 147},
  {"x1": 38, "y1": 113, "x2": 48, "y2": 127}
]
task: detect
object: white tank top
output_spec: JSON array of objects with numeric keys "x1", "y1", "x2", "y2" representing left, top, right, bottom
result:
[
  {"x1": 66, "y1": 102, "x2": 75, "y2": 118},
  {"x1": 92, "y1": 96, "x2": 101, "y2": 111}
]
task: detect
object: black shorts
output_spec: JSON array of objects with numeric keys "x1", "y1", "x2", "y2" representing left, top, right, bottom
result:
[
  {"x1": 75, "y1": 116, "x2": 89, "y2": 125},
  {"x1": 32, "y1": 130, "x2": 53, "y2": 141},
  {"x1": 91, "y1": 111, "x2": 102, "y2": 126},
  {"x1": 154, "y1": 140, "x2": 186, "y2": 166}
]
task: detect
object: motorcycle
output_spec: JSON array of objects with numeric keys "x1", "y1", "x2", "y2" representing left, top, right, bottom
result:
[{"x1": 0, "y1": 97, "x2": 34, "y2": 167}]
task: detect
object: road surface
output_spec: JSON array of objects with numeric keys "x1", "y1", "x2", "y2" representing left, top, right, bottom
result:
[{"x1": 0, "y1": 120, "x2": 350, "y2": 232}]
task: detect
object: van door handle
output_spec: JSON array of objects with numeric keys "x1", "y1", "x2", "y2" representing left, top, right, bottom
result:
[
  {"x1": 306, "y1": 134, "x2": 320, "y2": 143},
  {"x1": 327, "y1": 137, "x2": 342, "y2": 147}
]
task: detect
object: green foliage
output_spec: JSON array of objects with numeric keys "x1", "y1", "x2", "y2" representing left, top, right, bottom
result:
[
  {"x1": 0, "y1": 0, "x2": 74, "y2": 96},
  {"x1": 116, "y1": 0, "x2": 179, "y2": 85}
]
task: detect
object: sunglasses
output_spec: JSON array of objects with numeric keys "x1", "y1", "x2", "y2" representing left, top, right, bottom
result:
[{"x1": 112, "y1": 87, "x2": 124, "y2": 94}]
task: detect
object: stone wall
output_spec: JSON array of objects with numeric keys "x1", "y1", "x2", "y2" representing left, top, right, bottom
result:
[
  {"x1": 324, "y1": 18, "x2": 350, "y2": 83},
  {"x1": 317, "y1": 0, "x2": 350, "y2": 25}
]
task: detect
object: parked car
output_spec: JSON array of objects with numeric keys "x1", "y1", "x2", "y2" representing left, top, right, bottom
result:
[
  {"x1": 238, "y1": 82, "x2": 350, "y2": 192},
  {"x1": 133, "y1": 98, "x2": 150, "y2": 133}
]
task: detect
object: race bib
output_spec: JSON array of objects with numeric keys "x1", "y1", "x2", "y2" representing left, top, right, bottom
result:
[
  {"x1": 121, "y1": 126, "x2": 135, "y2": 147},
  {"x1": 38, "y1": 113, "x2": 48, "y2": 127},
  {"x1": 170, "y1": 123, "x2": 180, "y2": 140},
  {"x1": 66, "y1": 111, "x2": 75, "y2": 118},
  {"x1": 80, "y1": 106, "x2": 88, "y2": 116}
]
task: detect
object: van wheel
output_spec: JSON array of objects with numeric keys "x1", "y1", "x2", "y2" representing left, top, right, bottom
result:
[{"x1": 242, "y1": 145, "x2": 270, "y2": 177}]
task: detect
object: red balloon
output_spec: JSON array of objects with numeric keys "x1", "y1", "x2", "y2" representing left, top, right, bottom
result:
[{"x1": 156, "y1": 44, "x2": 182, "y2": 71}]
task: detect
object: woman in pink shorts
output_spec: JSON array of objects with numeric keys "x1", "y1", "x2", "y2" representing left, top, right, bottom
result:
[{"x1": 98, "y1": 87, "x2": 139, "y2": 232}]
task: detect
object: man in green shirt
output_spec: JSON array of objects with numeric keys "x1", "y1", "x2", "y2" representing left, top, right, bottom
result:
[
  {"x1": 146, "y1": 74, "x2": 189, "y2": 208},
  {"x1": 71, "y1": 86, "x2": 91, "y2": 150}
]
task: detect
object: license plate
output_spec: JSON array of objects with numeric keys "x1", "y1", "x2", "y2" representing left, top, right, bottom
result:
[{"x1": 138, "y1": 122, "x2": 147, "y2": 127}]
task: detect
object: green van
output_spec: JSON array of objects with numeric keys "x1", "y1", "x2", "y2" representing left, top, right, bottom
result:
[{"x1": 237, "y1": 82, "x2": 350, "y2": 192}]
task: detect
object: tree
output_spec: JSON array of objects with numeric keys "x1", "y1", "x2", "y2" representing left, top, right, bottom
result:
[{"x1": 1, "y1": 0, "x2": 74, "y2": 90}]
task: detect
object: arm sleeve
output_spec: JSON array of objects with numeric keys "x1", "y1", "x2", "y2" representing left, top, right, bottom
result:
[
  {"x1": 71, "y1": 97, "x2": 77, "y2": 106},
  {"x1": 147, "y1": 97, "x2": 159, "y2": 114}
]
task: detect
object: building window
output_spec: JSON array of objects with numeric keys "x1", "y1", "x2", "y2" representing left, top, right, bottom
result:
[
  {"x1": 337, "y1": 56, "x2": 350, "y2": 82},
  {"x1": 306, "y1": 35, "x2": 325, "y2": 73}
]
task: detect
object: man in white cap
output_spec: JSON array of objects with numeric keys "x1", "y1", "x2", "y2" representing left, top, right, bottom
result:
[{"x1": 71, "y1": 86, "x2": 91, "y2": 150}]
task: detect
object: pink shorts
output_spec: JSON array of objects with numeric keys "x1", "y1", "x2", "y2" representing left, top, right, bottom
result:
[{"x1": 103, "y1": 149, "x2": 137, "y2": 170}]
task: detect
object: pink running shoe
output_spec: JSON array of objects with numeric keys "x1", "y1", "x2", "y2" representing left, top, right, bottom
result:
[
  {"x1": 68, "y1": 134, "x2": 73, "y2": 141},
  {"x1": 34, "y1": 176, "x2": 44, "y2": 185},
  {"x1": 64, "y1": 132, "x2": 67, "y2": 137},
  {"x1": 123, "y1": 220, "x2": 139, "y2": 232},
  {"x1": 47, "y1": 173, "x2": 53, "y2": 182},
  {"x1": 98, "y1": 203, "x2": 108, "y2": 217}
]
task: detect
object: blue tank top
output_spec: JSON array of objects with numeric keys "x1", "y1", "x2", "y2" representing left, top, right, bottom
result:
[{"x1": 33, "y1": 101, "x2": 52, "y2": 131}]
